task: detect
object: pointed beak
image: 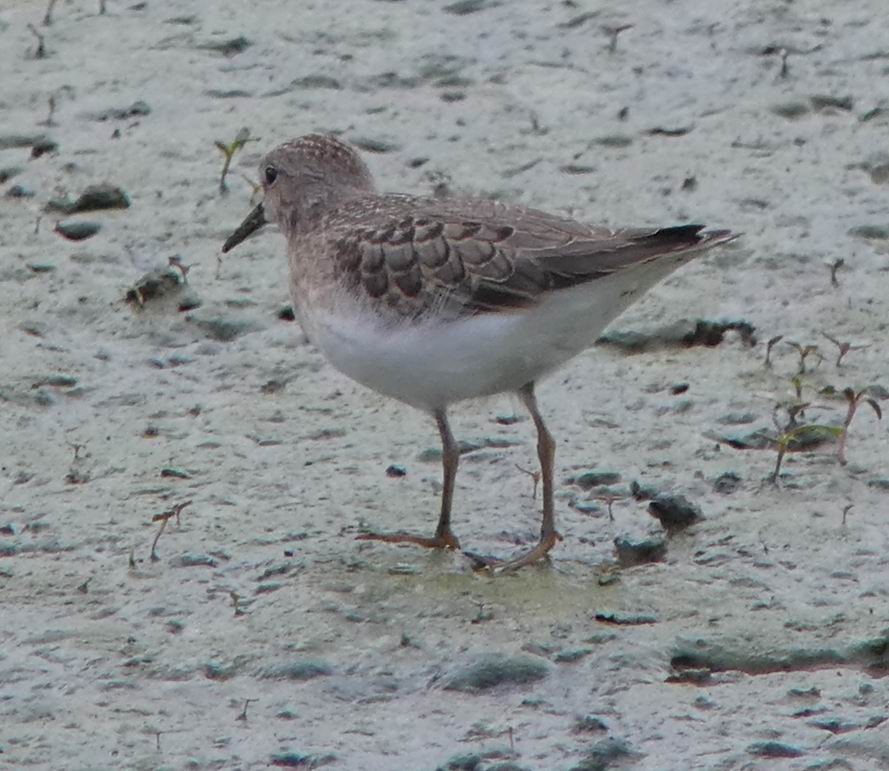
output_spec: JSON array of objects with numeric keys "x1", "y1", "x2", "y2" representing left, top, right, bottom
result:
[{"x1": 222, "y1": 202, "x2": 267, "y2": 253}]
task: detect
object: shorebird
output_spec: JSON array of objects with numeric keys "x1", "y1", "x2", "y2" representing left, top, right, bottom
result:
[{"x1": 222, "y1": 133, "x2": 735, "y2": 571}]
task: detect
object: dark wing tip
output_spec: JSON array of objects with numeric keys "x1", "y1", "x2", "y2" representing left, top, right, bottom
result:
[{"x1": 646, "y1": 224, "x2": 738, "y2": 249}]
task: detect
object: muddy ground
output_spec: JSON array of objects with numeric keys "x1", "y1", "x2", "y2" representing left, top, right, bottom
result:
[{"x1": 1, "y1": 0, "x2": 888, "y2": 769}]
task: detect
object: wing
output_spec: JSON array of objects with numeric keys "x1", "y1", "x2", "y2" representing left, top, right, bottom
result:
[{"x1": 329, "y1": 197, "x2": 733, "y2": 320}]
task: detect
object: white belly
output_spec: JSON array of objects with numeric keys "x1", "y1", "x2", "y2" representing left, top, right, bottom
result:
[{"x1": 299, "y1": 261, "x2": 679, "y2": 412}]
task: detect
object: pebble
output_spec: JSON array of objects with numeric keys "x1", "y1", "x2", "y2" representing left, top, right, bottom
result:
[
  {"x1": 613, "y1": 535, "x2": 667, "y2": 566},
  {"x1": 747, "y1": 741, "x2": 803, "y2": 758},
  {"x1": 260, "y1": 660, "x2": 333, "y2": 681},
  {"x1": 54, "y1": 221, "x2": 101, "y2": 241},
  {"x1": 569, "y1": 470, "x2": 622, "y2": 490},
  {"x1": 6, "y1": 183, "x2": 34, "y2": 198},
  {"x1": 648, "y1": 494, "x2": 702, "y2": 532},
  {"x1": 444, "y1": 655, "x2": 549, "y2": 692},
  {"x1": 713, "y1": 471, "x2": 741, "y2": 494},
  {"x1": 47, "y1": 183, "x2": 130, "y2": 213}
]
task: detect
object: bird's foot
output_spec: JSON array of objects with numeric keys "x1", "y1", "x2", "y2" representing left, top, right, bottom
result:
[
  {"x1": 356, "y1": 528, "x2": 461, "y2": 551},
  {"x1": 464, "y1": 530, "x2": 562, "y2": 574}
]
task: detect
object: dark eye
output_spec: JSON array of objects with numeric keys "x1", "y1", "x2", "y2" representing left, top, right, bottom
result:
[{"x1": 264, "y1": 165, "x2": 278, "y2": 185}]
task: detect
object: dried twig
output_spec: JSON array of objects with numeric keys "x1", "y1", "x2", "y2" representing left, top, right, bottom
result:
[
  {"x1": 168, "y1": 255, "x2": 190, "y2": 283},
  {"x1": 150, "y1": 500, "x2": 192, "y2": 561},
  {"x1": 43, "y1": 0, "x2": 58, "y2": 25},
  {"x1": 829, "y1": 258, "x2": 844, "y2": 288},
  {"x1": 237, "y1": 698, "x2": 257, "y2": 721},
  {"x1": 28, "y1": 24, "x2": 47, "y2": 58},
  {"x1": 603, "y1": 23, "x2": 633, "y2": 53},
  {"x1": 515, "y1": 463, "x2": 540, "y2": 499},
  {"x1": 590, "y1": 493, "x2": 626, "y2": 522},
  {"x1": 765, "y1": 335, "x2": 783, "y2": 368}
]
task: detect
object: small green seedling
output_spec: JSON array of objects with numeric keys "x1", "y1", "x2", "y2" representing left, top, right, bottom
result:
[
  {"x1": 786, "y1": 341, "x2": 822, "y2": 374},
  {"x1": 214, "y1": 127, "x2": 256, "y2": 195},
  {"x1": 822, "y1": 332, "x2": 869, "y2": 368},
  {"x1": 836, "y1": 387, "x2": 882, "y2": 466},
  {"x1": 765, "y1": 335, "x2": 783, "y2": 368},
  {"x1": 770, "y1": 423, "x2": 842, "y2": 484}
]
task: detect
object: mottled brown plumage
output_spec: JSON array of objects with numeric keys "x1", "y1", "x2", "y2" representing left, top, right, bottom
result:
[{"x1": 222, "y1": 133, "x2": 736, "y2": 572}]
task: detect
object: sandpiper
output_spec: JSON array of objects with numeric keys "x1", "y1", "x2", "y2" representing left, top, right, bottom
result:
[{"x1": 222, "y1": 133, "x2": 735, "y2": 571}]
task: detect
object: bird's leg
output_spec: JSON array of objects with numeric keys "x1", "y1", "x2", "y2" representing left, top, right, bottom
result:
[
  {"x1": 356, "y1": 409, "x2": 461, "y2": 550},
  {"x1": 469, "y1": 382, "x2": 562, "y2": 573}
]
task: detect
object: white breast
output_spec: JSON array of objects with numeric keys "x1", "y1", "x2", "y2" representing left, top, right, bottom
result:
[{"x1": 300, "y1": 259, "x2": 681, "y2": 412}]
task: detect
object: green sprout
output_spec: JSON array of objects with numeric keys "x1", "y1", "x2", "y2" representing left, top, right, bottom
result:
[
  {"x1": 836, "y1": 387, "x2": 882, "y2": 466},
  {"x1": 214, "y1": 127, "x2": 256, "y2": 195},
  {"x1": 785, "y1": 341, "x2": 823, "y2": 374},
  {"x1": 770, "y1": 423, "x2": 842, "y2": 484},
  {"x1": 764, "y1": 334, "x2": 783, "y2": 368},
  {"x1": 822, "y1": 332, "x2": 870, "y2": 368}
]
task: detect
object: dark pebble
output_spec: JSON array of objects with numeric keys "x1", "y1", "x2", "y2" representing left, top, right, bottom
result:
[
  {"x1": 771, "y1": 100, "x2": 810, "y2": 120},
  {"x1": 260, "y1": 660, "x2": 333, "y2": 681},
  {"x1": 573, "y1": 715, "x2": 608, "y2": 733},
  {"x1": 350, "y1": 136, "x2": 402, "y2": 154},
  {"x1": 186, "y1": 311, "x2": 263, "y2": 341},
  {"x1": 570, "y1": 470, "x2": 622, "y2": 490},
  {"x1": 437, "y1": 753, "x2": 481, "y2": 771},
  {"x1": 613, "y1": 535, "x2": 667, "y2": 567},
  {"x1": 444, "y1": 655, "x2": 549, "y2": 692},
  {"x1": 713, "y1": 471, "x2": 741, "y2": 494},
  {"x1": 125, "y1": 269, "x2": 181, "y2": 306},
  {"x1": 648, "y1": 494, "x2": 702, "y2": 531},
  {"x1": 0, "y1": 166, "x2": 23, "y2": 182},
  {"x1": 6, "y1": 184, "x2": 34, "y2": 198},
  {"x1": 569, "y1": 738, "x2": 638, "y2": 771},
  {"x1": 594, "y1": 611, "x2": 657, "y2": 626},
  {"x1": 747, "y1": 741, "x2": 803, "y2": 758},
  {"x1": 292, "y1": 75, "x2": 341, "y2": 90},
  {"x1": 270, "y1": 752, "x2": 336, "y2": 768},
  {"x1": 92, "y1": 100, "x2": 151, "y2": 121},
  {"x1": 553, "y1": 648, "x2": 592, "y2": 663},
  {"x1": 55, "y1": 221, "x2": 101, "y2": 241},
  {"x1": 386, "y1": 464, "x2": 407, "y2": 477},
  {"x1": 598, "y1": 318, "x2": 756, "y2": 352},
  {"x1": 849, "y1": 224, "x2": 889, "y2": 241},
  {"x1": 31, "y1": 138, "x2": 58, "y2": 158},
  {"x1": 69, "y1": 183, "x2": 131, "y2": 213},
  {"x1": 811, "y1": 94, "x2": 853, "y2": 111},
  {"x1": 199, "y1": 36, "x2": 252, "y2": 56},
  {"x1": 171, "y1": 553, "x2": 218, "y2": 568},
  {"x1": 443, "y1": 0, "x2": 489, "y2": 14},
  {"x1": 629, "y1": 480, "x2": 661, "y2": 500}
]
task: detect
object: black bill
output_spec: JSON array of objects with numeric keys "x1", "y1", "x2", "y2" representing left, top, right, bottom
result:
[{"x1": 221, "y1": 202, "x2": 267, "y2": 253}]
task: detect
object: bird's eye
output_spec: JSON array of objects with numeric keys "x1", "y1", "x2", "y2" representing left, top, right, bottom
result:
[{"x1": 264, "y1": 166, "x2": 278, "y2": 185}]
